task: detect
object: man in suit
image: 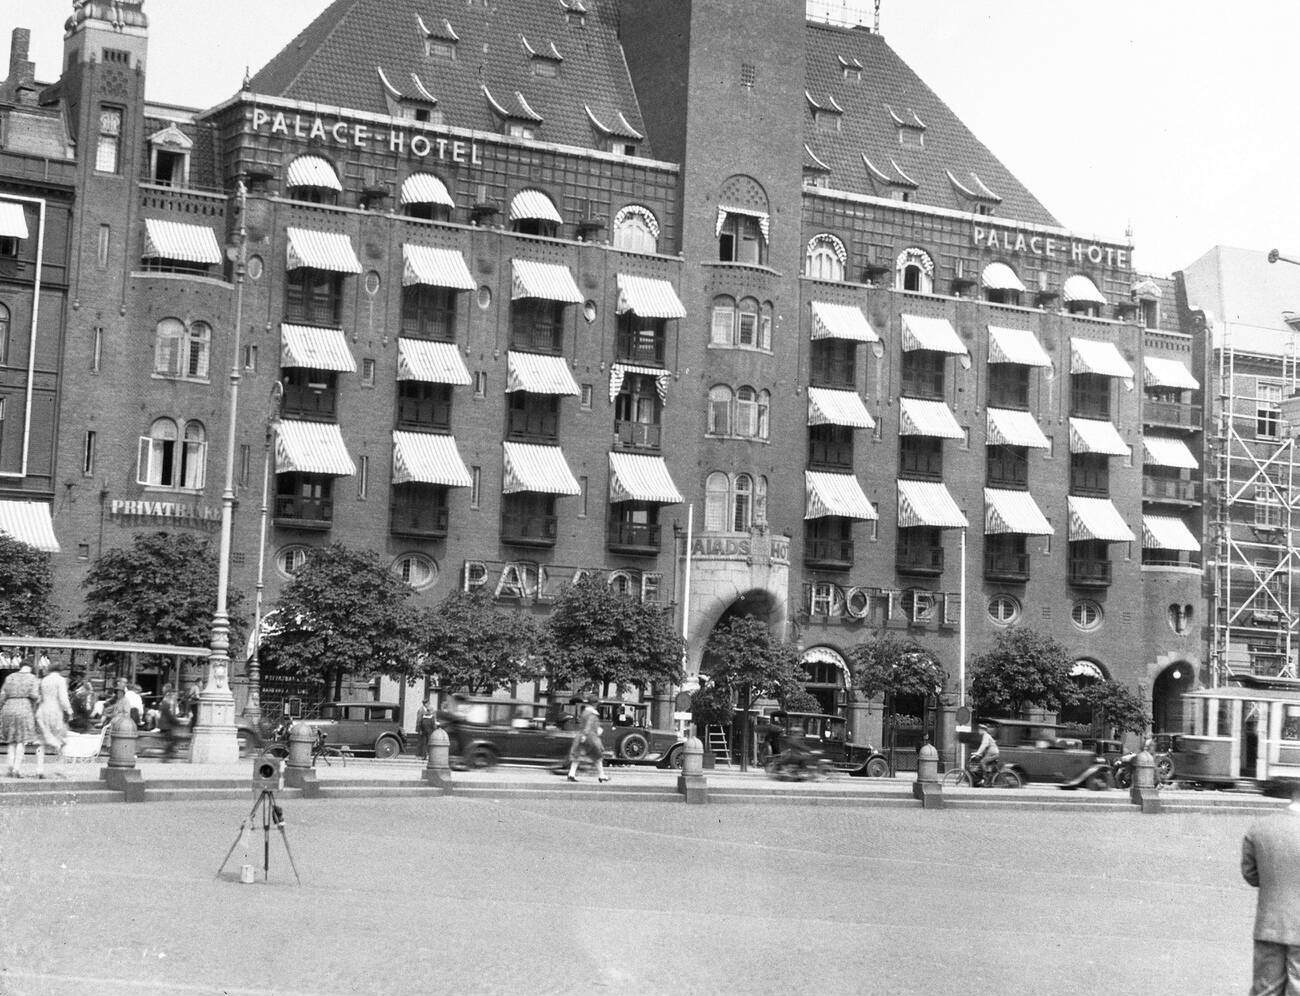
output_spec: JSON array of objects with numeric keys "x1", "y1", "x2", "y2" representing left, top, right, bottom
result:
[{"x1": 1242, "y1": 781, "x2": 1300, "y2": 994}]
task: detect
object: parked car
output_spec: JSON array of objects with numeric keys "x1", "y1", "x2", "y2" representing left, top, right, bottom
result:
[
  {"x1": 589, "y1": 700, "x2": 681, "y2": 765},
  {"x1": 976, "y1": 719, "x2": 1113, "y2": 790},
  {"x1": 457, "y1": 698, "x2": 595, "y2": 768},
  {"x1": 774, "y1": 711, "x2": 891, "y2": 777},
  {"x1": 285, "y1": 702, "x2": 406, "y2": 758}
]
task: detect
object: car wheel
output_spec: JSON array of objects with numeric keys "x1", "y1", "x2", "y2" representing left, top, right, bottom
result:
[
  {"x1": 619, "y1": 732, "x2": 650, "y2": 762},
  {"x1": 374, "y1": 736, "x2": 401, "y2": 760},
  {"x1": 1115, "y1": 766, "x2": 1133, "y2": 789},
  {"x1": 1155, "y1": 756, "x2": 1174, "y2": 783},
  {"x1": 468, "y1": 745, "x2": 498, "y2": 769},
  {"x1": 1085, "y1": 770, "x2": 1112, "y2": 792},
  {"x1": 864, "y1": 756, "x2": 890, "y2": 779},
  {"x1": 664, "y1": 746, "x2": 684, "y2": 770}
]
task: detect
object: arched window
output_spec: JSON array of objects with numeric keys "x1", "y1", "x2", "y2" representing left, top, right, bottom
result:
[
  {"x1": 0, "y1": 302, "x2": 8, "y2": 365},
  {"x1": 154, "y1": 318, "x2": 185, "y2": 376},
  {"x1": 895, "y1": 247, "x2": 934, "y2": 294},
  {"x1": 137, "y1": 417, "x2": 178, "y2": 486},
  {"x1": 285, "y1": 155, "x2": 341, "y2": 205},
  {"x1": 707, "y1": 385, "x2": 733, "y2": 436},
  {"x1": 805, "y1": 234, "x2": 846, "y2": 281},
  {"x1": 186, "y1": 322, "x2": 211, "y2": 379},
  {"x1": 180, "y1": 420, "x2": 206, "y2": 489},
  {"x1": 737, "y1": 297, "x2": 760, "y2": 348},
  {"x1": 400, "y1": 173, "x2": 454, "y2": 222},
  {"x1": 732, "y1": 474, "x2": 753, "y2": 530},
  {"x1": 710, "y1": 295, "x2": 736, "y2": 346},
  {"x1": 509, "y1": 188, "x2": 561, "y2": 237},
  {"x1": 705, "y1": 472, "x2": 730, "y2": 531},
  {"x1": 735, "y1": 386, "x2": 758, "y2": 437},
  {"x1": 612, "y1": 205, "x2": 659, "y2": 254}
]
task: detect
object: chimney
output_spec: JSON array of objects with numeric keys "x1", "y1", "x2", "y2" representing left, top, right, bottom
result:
[{"x1": 6, "y1": 28, "x2": 36, "y2": 98}]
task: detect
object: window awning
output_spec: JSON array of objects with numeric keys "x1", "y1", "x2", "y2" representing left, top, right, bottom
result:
[
  {"x1": 280, "y1": 324, "x2": 357, "y2": 372},
  {"x1": 898, "y1": 397, "x2": 964, "y2": 439},
  {"x1": 608, "y1": 453, "x2": 683, "y2": 504},
  {"x1": 986, "y1": 407, "x2": 1050, "y2": 449},
  {"x1": 1142, "y1": 435, "x2": 1199, "y2": 469},
  {"x1": 1142, "y1": 514, "x2": 1201, "y2": 552},
  {"x1": 901, "y1": 314, "x2": 967, "y2": 355},
  {"x1": 142, "y1": 219, "x2": 223, "y2": 264},
  {"x1": 810, "y1": 302, "x2": 879, "y2": 343},
  {"x1": 715, "y1": 205, "x2": 770, "y2": 243},
  {"x1": 0, "y1": 201, "x2": 29, "y2": 240},
  {"x1": 401, "y1": 244, "x2": 475, "y2": 290},
  {"x1": 981, "y1": 261, "x2": 1025, "y2": 293},
  {"x1": 988, "y1": 325, "x2": 1052, "y2": 367},
  {"x1": 286, "y1": 155, "x2": 342, "y2": 191},
  {"x1": 805, "y1": 471, "x2": 877, "y2": 521},
  {"x1": 807, "y1": 387, "x2": 875, "y2": 429},
  {"x1": 506, "y1": 351, "x2": 580, "y2": 396},
  {"x1": 0, "y1": 500, "x2": 59, "y2": 552},
  {"x1": 1068, "y1": 417, "x2": 1129, "y2": 457},
  {"x1": 615, "y1": 273, "x2": 686, "y2": 319},
  {"x1": 510, "y1": 258, "x2": 584, "y2": 303},
  {"x1": 898, "y1": 480, "x2": 968, "y2": 529},
  {"x1": 1063, "y1": 274, "x2": 1107, "y2": 306},
  {"x1": 1067, "y1": 496, "x2": 1135, "y2": 543},
  {"x1": 397, "y1": 338, "x2": 471, "y2": 385},
  {"x1": 275, "y1": 420, "x2": 356, "y2": 477},
  {"x1": 391, "y1": 430, "x2": 472, "y2": 487},
  {"x1": 400, "y1": 173, "x2": 455, "y2": 208},
  {"x1": 1070, "y1": 337, "x2": 1134, "y2": 380},
  {"x1": 1143, "y1": 356, "x2": 1200, "y2": 390},
  {"x1": 508, "y1": 189, "x2": 563, "y2": 224},
  {"x1": 502, "y1": 441, "x2": 581, "y2": 495},
  {"x1": 608, "y1": 363, "x2": 669, "y2": 404},
  {"x1": 286, "y1": 227, "x2": 362, "y2": 273},
  {"x1": 985, "y1": 488, "x2": 1054, "y2": 535}
]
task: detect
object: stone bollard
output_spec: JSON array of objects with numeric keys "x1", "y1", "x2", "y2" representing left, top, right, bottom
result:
[
  {"x1": 676, "y1": 736, "x2": 708, "y2": 804},
  {"x1": 283, "y1": 724, "x2": 320, "y2": 797},
  {"x1": 424, "y1": 726, "x2": 453, "y2": 793},
  {"x1": 1129, "y1": 748, "x2": 1162, "y2": 814},
  {"x1": 912, "y1": 742, "x2": 943, "y2": 809},
  {"x1": 100, "y1": 716, "x2": 145, "y2": 802}
]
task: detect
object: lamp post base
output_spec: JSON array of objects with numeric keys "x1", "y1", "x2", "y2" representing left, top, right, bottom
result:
[{"x1": 190, "y1": 690, "x2": 239, "y2": 764}]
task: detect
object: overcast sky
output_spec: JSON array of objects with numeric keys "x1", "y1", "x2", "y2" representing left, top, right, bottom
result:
[{"x1": 4, "y1": 1, "x2": 1294, "y2": 276}]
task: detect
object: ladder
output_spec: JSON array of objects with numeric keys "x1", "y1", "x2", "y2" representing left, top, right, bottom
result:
[{"x1": 706, "y1": 725, "x2": 733, "y2": 769}]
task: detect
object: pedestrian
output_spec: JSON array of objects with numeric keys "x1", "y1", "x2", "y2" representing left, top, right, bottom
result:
[
  {"x1": 0, "y1": 659, "x2": 39, "y2": 778},
  {"x1": 184, "y1": 682, "x2": 201, "y2": 727},
  {"x1": 1242, "y1": 781, "x2": 1300, "y2": 994},
  {"x1": 566, "y1": 698, "x2": 609, "y2": 783},
  {"x1": 34, "y1": 659, "x2": 72, "y2": 774},
  {"x1": 157, "y1": 683, "x2": 183, "y2": 762},
  {"x1": 127, "y1": 683, "x2": 146, "y2": 728},
  {"x1": 69, "y1": 676, "x2": 95, "y2": 732},
  {"x1": 415, "y1": 693, "x2": 436, "y2": 760}
]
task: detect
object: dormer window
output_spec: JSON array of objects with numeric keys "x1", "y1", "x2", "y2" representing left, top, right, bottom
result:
[
  {"x1": 586, "y1": 105, "x2": 643, "y2": 157},
  {"x1": 148, "y1": 123, "x2": 192, "y2": 187},
  {"x1": 887, "y1": 105, "x2": 926, "y2": 151},
  {"x1": 508, "y1": 123, "x2": 537, "y2": 140},
  {"x1": 428, "y1": 39, "x2": 456, "y2": 60},
  {"x1": 418, "y1": 15, "x2": 459, "y2": 59},
  {"x1": 522, "y1": 36, "x2": 563, "y2": 77},
  {"x1": 806, "y1": 91, "x2": 843, "y2": 133},
  {"x1": 485, "y1": 85, "x2": 543, "y2": 142},
  {"x1": 562, "y1": 0, "x2": 587, "y2": 26},
  {"x1": 837, "y1": 55, "x2": 863, "y2": 81}
]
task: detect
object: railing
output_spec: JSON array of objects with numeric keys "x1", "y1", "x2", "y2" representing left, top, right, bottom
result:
[
  {"x1": 1143, "y1": 400, "x2": 1203, "y2": 430},
  {"x1": 1141, "y1": 551, "x2": 1201, "y2": 569},
  {"x1": 396, "y1": 400, "x2": 451, "y2": 432},
  {"x1": 1069, "y1": 399, "x2": 1111, "y2": 420},
  {"x1": 509, "y1": 324, "x2": 563, "y2": 354},
  {"x1": 808, "y1": 369, "x2": 856, "y2": 391},
  {"x1": 804, "y1": 539, "x2": 854, "y2": 570},
  {"x1": 281, "y1": 386, "x2": 337, "y2": 421},
  {"x1": 987, "y1": 466, "x2": 1029, "y2": 490},
  {"x1": 390, "y1": 503, "x2": 448, "y2": 538},
  {"x1": 1068, "y1": 558, "x2": 1112, "y2": 587},
  {"x1": 1142, "y1": 476, "x2": 1200, "y2": 503},
  {"x1": 898, "y1": 460, "x2": 944, "y2": 482},
  {"x1": 984, "y1": 551, "x2": 1030, "y2": 582},
  {"x1": 896, "y1": 547, "x2": 944, "y2": 576},
  {"x1": 808, "y1": 441, "x2": 854, "y2": 472},
  {"x1": 506, "y1": 410, "x2": 559, "y2": 443},
  {"x1": 1069, "y1": 475, "x2": 1110, "y2": 499},
  {"x1": 614, "y1": 420, "x2": 662, "y2": 451},
  {"x1": 274, "y1": 496, "x2": 333, "y2": 529},
  {"x1": 615, "y1": 331, "x2": 666, "y2": 367},
  {"x1": 900, "y1": 375, "x2": 944, "y2": 400},
  {"x1": 501, "y1": 513, "x2": 558, "y2": 546},
  {"x1": 607, "y1": 521, "x2": 661, "y2": 553}
]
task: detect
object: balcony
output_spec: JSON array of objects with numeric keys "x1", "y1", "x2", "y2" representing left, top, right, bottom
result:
[
  {"x1": 1143, "y1": 400, "x2": 1203, "y2": 431},
  {"x1": 984, "y1": 551, "x2": 1030, "y2": 583},
  {"x1": 1142, "y1": 475, "x2": 1200, "y2": 504},
  {"x1": 896, "y1": 546, "x2": 944, "y2": 576},
  {"x1": 506, "y1": 409, "x2": 560, "y2": 444},
  {"x1": 808, "y1": 439, "x2": 854, "y2": 473},
  {"x1": 501, "y1": 513, "x2": 558, "y2": 547},
  {"x1": 1068, "y1": 557, "x2": 1112, "y2": 587},
  {"x1": 282, "y1": 384, "x2": 337, "y2": 422},
  {"x1": 804, "y1": 538, "x2": 854, "y2": 570},
  {"x1": 900, "y1": 373, "x2": 945, "y2": 401},
  {"x1": 615, "y1": 330, "x2": 665, "y2": 367},
  {"x1": 390, "y1": 503, "x2": 448, "y2": 539},
  {"x1": 607, "y1": 520, "x2": 661, "y2": 555},
  {"x1": 614, "y1": 420, "x2": 662, "y2": 452},
  {"x1": 274, "y1": 495, "x2": 333, "y2": 530}
]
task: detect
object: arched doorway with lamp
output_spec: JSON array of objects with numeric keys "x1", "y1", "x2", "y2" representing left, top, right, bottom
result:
[{"x1": 1152, "y1": 661, "x2": 1193, "y2": 733}]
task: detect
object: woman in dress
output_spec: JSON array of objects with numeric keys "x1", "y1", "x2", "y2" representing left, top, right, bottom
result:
[
  {"x1": 0, "y1": 659, "x2": 40, "y2": 778},
  {"x1": 566, "y1": 699, "x2": 610, "y2": 784},
  {"x1": 34, "y1": 659, "x2": 72, "y2": 776}
]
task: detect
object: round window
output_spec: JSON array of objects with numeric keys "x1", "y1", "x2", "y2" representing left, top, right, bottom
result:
[
  {"x1": 364, "y1": 270, "x2": 382, "y2": 296},
  {"x1": 477, "y1": 285, "x2": 492, "y2": 310},
  {"x1": 392, "y1": 553, "x2": 438, "y2": 590},
  {"x1": 275, "y1": 545, "x2": 310, "y2": 579},
  {"x1": 583, "y1": 300, "x2": 598, "y2": 323},
  {"x1": 987, "y1": 594, "x2": 1021, "y2": 626},
  {"x1": 246, "y1": 255, "x2": 264, "y2": 281},
  {"x1": 1071, "y1": 599, "x2": 1103, "y2": 631}
]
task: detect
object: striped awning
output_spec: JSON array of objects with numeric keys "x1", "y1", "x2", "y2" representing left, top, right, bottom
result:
[
  {"x1": 400, "y1": 173, "x2": 455, "y2": 208},
  {"x1": 286, "y1": 227, "x2": 362, "y2": 273},
  {"x1": 402, "y1": 244, "x2": 476, "y2": 290},
  {"x1": 810, "y1": 302, "x2": 879, "y2": 343},
  {"x1": 988, "y1": 326, "x2": 1052, "y2": 367},
  {"x1": 985, "y1": 488, "x2": 1053, "y2": 536},
  {"x1": 391, "y1": 431, "x2": 472, "y2": 487},
  {"x1": 1070, "y1": 337, "x2": 1134, "y2": 380},
  {"x1": 616, "y1": 274, "x2": 686, "y2": 319},
  {"x1": 608, "y1": 363, "x2": 669, "y2": 404},
  {"x1": 275, "y1": 420, "x2": 356, "y2": 477},
  {"x1": 898, "y1": 397, "x2": 964, "y2": 439},
  {"x1": 1063, "y1": 274, "x2": 1108, "y2": 306},
  {"x1": 805, "y1": 471, "x2": 877, "y2": 521},
  {"x1": 509, "y1": 189, "x2": 563, "y2": 224},
  {"x1": 280, "y1": 325, "x2": 357, "y2": 372},
  {"x1": 1143, "y1": 356, "x2": 1200, "y2": 390},
  {"x1": 511, "y1": 258, "x2": 584, "y2": 303},
  {"x1": 897, "y1": 480, "x2": 968, "y2": 529},
  {"x1": 1068, "y1": 496, "x2": 1135, "y2": 543},
  {"x1": 715, "y1": 205, "x2": 770, "y2": 243},
  {"x1": 397, "y1": 338, "x2": 471, "y2": 385},
  {"x1": 1142, "y1": 435, "x2": 1199, "y2": 469},
  {"x1": 142, "y1": 219, "x2": 223, "y2": 264},
  {"x1": 807, "y1": 387, "x2": 875, "y2": 429},
  {"x1": 1068, "y1": 417, "x2": 1129, "y2": 457},
  {"x1": 608, "y1": 453, "x2": 683, "y2": 504},
  {"x1": 502, "y1": 442, "x2": 581, "y2": 495},
  {"x1": 986, "y1": 407, "x2": 1050, "y2": 449},
  {"x1": 506, "y1": 351, "x2": 580, "y2": 396},
  {"x1": 982, "y1": 261, "x2": 1025, "y2": 293},
  {"x1": 0, "y1": 201, "x2": 29, "y2": 239},
  {"x1": 0, "y1": 500, "x2": 59, "y2": 552},
  {"x1": 286, "y1": 155, "x2": 342, "y2": 191},
  {"x1": 901, "y1": 314, "x2": 967, "y2": 355},
  {"x1": 1142, "y1": 514, "x2": 1201, "y2": 552}
]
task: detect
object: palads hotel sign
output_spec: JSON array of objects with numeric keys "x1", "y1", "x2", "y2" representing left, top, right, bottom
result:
[{"x1": 252, "y1": 109, "x2": 485, "y2": 164}]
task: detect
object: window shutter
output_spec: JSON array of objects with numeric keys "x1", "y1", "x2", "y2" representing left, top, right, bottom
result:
[{"x1": 136, "y1": 436, "x2": 152, "y2": 485}]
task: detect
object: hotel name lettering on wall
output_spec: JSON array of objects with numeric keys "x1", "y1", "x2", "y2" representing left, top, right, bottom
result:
[
  {"x1": 463, "y1": 560, "x2": 663, "y2": 606},
  {"x1": 252, "y1": 109, "x2": 484, "y2": 164},
  {"x1": 804, "y1": 582, "x2": 960, "y2": 628},
  {"x1": 972, "y1": 225, "x2": 1130, "y2": 270},
  {"x1": 690, "y1": 535, "x2": 791, "y2": 565},
  {"x1": 108, "y1": 499, "x2": 222, "y2": 531}
]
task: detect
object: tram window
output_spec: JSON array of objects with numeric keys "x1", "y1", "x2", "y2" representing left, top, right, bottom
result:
[
  {"x1": 1216, "y1": 700, "x2": 1233, "y2": 737},
  {"x1": 1282, "y1": 706, "x2": 1300, "y2": 742}
]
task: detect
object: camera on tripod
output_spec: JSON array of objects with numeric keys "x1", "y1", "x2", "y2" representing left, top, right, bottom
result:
[{"x1": 252, "y1": 753, "x2": 283, "y2": 791}]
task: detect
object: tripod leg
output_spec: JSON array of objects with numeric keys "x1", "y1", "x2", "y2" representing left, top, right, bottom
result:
[
  {"x1": 216, "y1": 796, "x2": 262, "y2": 879},
  {"x1": 261, "y1": 792, "x2": 272, "y2": 883},
  {"x1": 275, "y1": 822, "x2": 301, "y2": 886}
]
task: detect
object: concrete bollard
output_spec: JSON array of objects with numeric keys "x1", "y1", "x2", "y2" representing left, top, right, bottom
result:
[
  {"x1": 676, "y1": 736, "x2": 708, "y2": 804},
  {"x1": 283, "y1": 723, "x2": 320, "y2": 797},
  {"x1": 424, "y1": 727, "x2": 453, "y2": 793},
  {"x1": 100, "y1": 716, "x2": 145, "y2": 802},
  {"x1": 912, "y1": 742, "x2": 943, "y2": 809},
  {"x1": 1129, "y1": 748, "x2": 1161, "y2": 814}
]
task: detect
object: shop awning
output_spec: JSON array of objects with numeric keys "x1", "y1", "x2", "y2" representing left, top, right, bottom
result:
[
  {"x1": 809, "y1": 302, "x2": 879, "y2": 343},
  {"x1": 898, "y1": 480, "x2": 968, "y2": 529},
  {"x1": 805, "y1": 471, "x2": 877, "y2": 521},
  {"x1": 286, "y1": 155, "x2": 342, "y2": 191},
  {"x1": 901, "y1": 314, "x2": 967, "y2": 355},
  {"x1": 502, "y1": 441, "x2": 581, "y2": 495},
  {"x1": 985, "y1": 488, "x2": 1054, "y2": 536},
  {"x1": 986, "y1": 407, "x2": 1050, "y2": 449},
  {"x1": 615, "y1": 274, "x2": 686, "y2": 319},
  {"x1": 1142, "y1": 514, "x2": 1201, "y2": 552},
  {"x1": 510, "y1": 258, "x2": 584, "y2": 303},
  {"x1": 506, "y1": 351, "x2": 581, "y2": 395},
  {"x1": 0, "y1": 500, "x2": 59, "y2": 552},
  {"x1": 982, "y1": 261, "x2": 1026, "y2": 293},
  {"x1": 714, "y1": 205, "x2": 770, "y2": 242},
  {"x1": 899, "y1": 397, "x2": 964, "y2": 439},
  {"x1": 1070, "y1": 337, "x2": 1134, "y2": 380},
  {"x1": 142, "y1": 218, "x2": 222, "y2": 264},
  {"x1": 807, "y1": 387, "x2": 875, "y2": 429},
  {"x1": 391, "y1": 431, "x2": 472, "y2": 487},
  {"x1": 508, "y1": 189, "x2": 563, "y2": 224},
  {"x1": 275, "y1": 420, "x2": 356, "y2": 477},
  {"x1": 1143, "y1": 356, "x2": 1200, "y2": 390},
  {"x1": 401, "y1": 244, "x2": 475, "y2": 290},
  {"x1": 608, "y1": 363, "x2": 670, "y2": 404},
  {"x1": 397, "y1": 338, "x2": 471, "y2": 385},
  {"x1": 400, "y1": 173, "x2": 455, "y2": 208},
  {"x1": 1142, "y1": 435, "x2": 1199, "y2": 469},
  {"x1": 1063, "y1": 274, "x2": 1108, "y2": 306},
  {"x1": 1068, "y1": 496, "x2": 1135, "y2": 543},
  {"x1": 988, "y1": 325, "x2": 1052, "y2": 367},
  {"x1": 1068, "y1": 417, "x2": 1130, "y2": 457},
  {"x1": 286, "y1": 227, "x2": 362, "y2": 273},
  {"x1": 608, "y1": 453, "x2": 683, "y2": 504},
  {"x1": 280, "y1": 324, "x2": 357, "y2": 372},
  {"x1": 0, "y1": 201, "x2": 29, "y2": 240}
]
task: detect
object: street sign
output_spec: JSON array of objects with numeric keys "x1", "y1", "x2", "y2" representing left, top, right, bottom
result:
[
  {"x1": 955, "y1": 704, "x2": 972, "y2": 733},
  {"x1": 672, "y1": 711, "x2": 692, "y2": 721},
  {"x1": 674, "y1": 691, "x2": 693, "y2": 711}
]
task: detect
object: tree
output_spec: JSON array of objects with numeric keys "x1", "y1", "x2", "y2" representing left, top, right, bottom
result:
[
  {"x1": 848, "y1": 633, "x2": 947, "y2": 701},
  {"x1": 1080, "y1": 680, "x2": 1150, "y2": 737},
  {"x1": 0, "y1": 535, "x2": 55, "y2": 636},
  {"x1": 416, "y1": 588, "x2": 547, "y2": 693},
  {"x1": 547, "y1": 575, "x2": 684, "y2": 695},
  {"x1": 779, "y1": 688, "x2": 823, "y2": 714},
  {"x1": 968, "y1": 627, "x2": 1077, "y2": 717}
]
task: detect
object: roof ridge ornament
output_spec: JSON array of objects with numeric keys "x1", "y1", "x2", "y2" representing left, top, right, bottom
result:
[
  {"x1": 376, "y1": 66, "x2": 403, "y2": 99},
  {"x1": 888, "y1": 157, "x2": 918, "y2": 188},
  {"x1": 409, "y1": 72, "x2": 438, "y2": 105}
]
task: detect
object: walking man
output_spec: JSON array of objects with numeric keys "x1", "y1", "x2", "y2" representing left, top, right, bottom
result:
[{"x1": 1242, "y1": 781, "x2": 1300, "y2": 994}]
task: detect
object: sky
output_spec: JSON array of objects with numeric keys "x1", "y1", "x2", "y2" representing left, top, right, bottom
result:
[{"x1": 2, "y1": 0, "x2": 1296, "y2": 276}]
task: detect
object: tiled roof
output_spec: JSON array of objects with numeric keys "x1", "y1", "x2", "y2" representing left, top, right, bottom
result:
[
  {"x1": 246, "y1": 0, "x2": 649, "y2": 156},
  {"x1": 803, "y1": 23, "x2": 1058, "y2": 227}
]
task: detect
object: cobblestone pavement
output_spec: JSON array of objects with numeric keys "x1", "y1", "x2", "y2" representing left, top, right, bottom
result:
[{"x1": 0, "y1": 792, "x2": 1253, "y2": 995}]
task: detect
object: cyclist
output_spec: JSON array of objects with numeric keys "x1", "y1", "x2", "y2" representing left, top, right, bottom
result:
[{"x1": 970, "y1": 723, "x2": 1000, "y2": 787}]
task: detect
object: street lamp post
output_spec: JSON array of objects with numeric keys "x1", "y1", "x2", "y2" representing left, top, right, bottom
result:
[{"x1": 243, "y1": 381, "x2": 284, "y2": 723}]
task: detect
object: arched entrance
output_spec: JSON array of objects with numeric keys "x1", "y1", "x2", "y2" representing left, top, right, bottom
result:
[
  {"x1": 800, "y1": 646, "x2": 850, "y2": 716},
  {"x1": 1152, "y1": 661, "x2": 1193, "y2": 733},
  {"x1": 1058, "y1": 659, "x2": 1109, "y2": 732}
]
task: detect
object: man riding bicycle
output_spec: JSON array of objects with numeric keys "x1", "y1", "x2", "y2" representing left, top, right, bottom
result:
[{"x1": 970, "y1": 723, "x2": 1000, "y2": 787}]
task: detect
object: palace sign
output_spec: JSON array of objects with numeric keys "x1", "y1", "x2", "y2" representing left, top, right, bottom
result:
[
  {"x1": 252, "y1": 109, "x2": 484, "y2": 164},
  {"x1": 463, "y1": 560, "x2": 664, "y2": 605},
  {"x1": 972, "y1": 225, "x2": 1130, "y2": 270}
]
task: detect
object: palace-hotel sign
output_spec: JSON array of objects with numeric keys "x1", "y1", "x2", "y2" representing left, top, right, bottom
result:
[
  {"x1": 252, "y1": 109, "x2": 484, "y2": 164},
  {"x1": 972, "y1": 225, "x2": 1130, "y2": 270}
]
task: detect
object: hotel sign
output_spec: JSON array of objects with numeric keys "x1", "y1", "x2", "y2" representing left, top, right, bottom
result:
[
  {"x1": 252, "y1": 109, "x2": 484, "y2": 164},
  {"x1": 972, "y1": 225, "x2": 1130, "y2": 270},
  {"x1": 463, "y1": 560, "x2": 664, "y2": 605}
]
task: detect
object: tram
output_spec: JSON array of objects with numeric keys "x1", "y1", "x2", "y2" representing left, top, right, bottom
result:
[{"x1": 1168, "y1": 675, "x2": 1300, "y2": 792}]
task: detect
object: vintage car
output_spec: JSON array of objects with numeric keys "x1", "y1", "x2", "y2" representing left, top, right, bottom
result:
[
  {"x1": 455, "y1": 697, "x2": 594, "y2": 768},
  {"x1": 771, "y1": 711, "x2": 892, "y2": 777},
  {"x1": 283, "y1": 701, "x2": 406, "y2": 758},
  {"x1": 589, "y1": 700, "x2": 682, "y2": 766},
  {"x1": 976, "y1": 718, "x2": 1113, "y2": 790}
]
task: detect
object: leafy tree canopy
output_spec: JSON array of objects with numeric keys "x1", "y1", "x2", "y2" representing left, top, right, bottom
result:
[
  {"x1": 417, "y1": 588, "x2": 547, "y2": 693},
  {"x1": 0, "y1": 535, "x2": 55, "y2": 637},
  {"x1": 779, "y1": 688, "x2": 824, "y2": 714},
  {"x1": 848, "y1": 633, "x2": 947, "y2": 701},
  {"x1": 1080, "y1": 679, "x2": 1150, "y2": 737},
  {"x1": 969, "y1": 627, "x2": 1077, "y2": 717},
  {"x1": 702, "y1": 615, "x2": 807, "y2": 704}
]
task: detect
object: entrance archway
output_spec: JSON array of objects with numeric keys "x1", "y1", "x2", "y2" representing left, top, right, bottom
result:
[
  {"x1": 1152, "y1": 662, "x2": 1193, "y2": 733},
  {"x1": 1058, "y1": 659, "x2": 1109, "y2": 732}
]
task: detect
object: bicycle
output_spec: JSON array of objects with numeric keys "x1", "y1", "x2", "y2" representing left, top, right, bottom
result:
[{"x1": 940, "y1": 758, "x2": 1022, "y2": 789}]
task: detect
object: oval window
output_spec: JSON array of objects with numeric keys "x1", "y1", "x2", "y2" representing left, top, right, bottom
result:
[
  {"x1": 392, "y1": 553, "x2": 438, "y2": 590},
  {"x1": 275, "y1": 545, "x2": 311, "y2": 579}
]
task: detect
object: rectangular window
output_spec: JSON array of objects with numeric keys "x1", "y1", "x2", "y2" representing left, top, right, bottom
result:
[
  {"x1": 960, "y1": 425, "x2": 971, "y2": 450},
  {"x1": 238, "y1": 444, "x2": 251, "y2": 487},
  {"x1": 474, "y1": 372, "x2": 487, "y2": 398},
  {"x1": 357, "y1": 455, "x2": 369, "y2": 499},
  {"x1": 868, "y1": 519, "x2": 879, "y2": 542},
  {"x1": 82, "y1": 430, "x2": 96, "y2": 476},
  {"x1": 710, "y1": 305, "x2": 735, "y2": 345},
  {"x1": 1258, "y1": 383, "x2": 1283, "y2": 439},
  {"x1": 580, "y1": 384, "x2": 593, "y2": 410},
  {"x1": 361, "y1": 358, "x2": 376, "y2": 387},
  {"x1": 92, "y1": 327, "x2": 103, "y2": 372},
  {"x1": 95, "y1": 107, "x2": 123, "y2": 173},
  {"x1": 740, "y1": 63, "x2": 756, "y2": 89},
  {"x1": 470, "y1": 465, "x2": 481, "y2": 508},
  {"x1": 578, "y1": 476, "x2": 588, "y2": 517},
  {"x1": 1256, "y1": 484, "x2": 1283, "y2": 528},
  {"x1": 1043, "y1": 519, "x2": 1052, "y2": 555},
  {"x1": 737, "y1": 310, "x2": 758, "y2": 347},
  {"x1": 97, "y1": 225, "x2": 110, "y2": 269},
  {"x1": 77, "y1": 543, "x2": 90, "y2": 562},
  {"x1": 242, "y1": 344, "x2": 257, "y2": 372},
  {"x1": 810, "y1": 583, "x2": 833, "y2": 617}
]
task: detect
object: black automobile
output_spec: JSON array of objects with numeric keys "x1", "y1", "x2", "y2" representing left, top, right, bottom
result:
[
  {"x1": 589, "y1": 700, "x2": 682, "y2": 766},
  {"x1": 279, "y1": 702, "x2": 407, "y2": 759},
  {"x1": 456, "y1": 698, "x2": 595, "y2": 768},
  {"x1": 976, "y1": 719, "x2": 1113, "y2": 790},
  {"x1": 772, "y1": 711, "x2": 891, "y2": 777}
]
